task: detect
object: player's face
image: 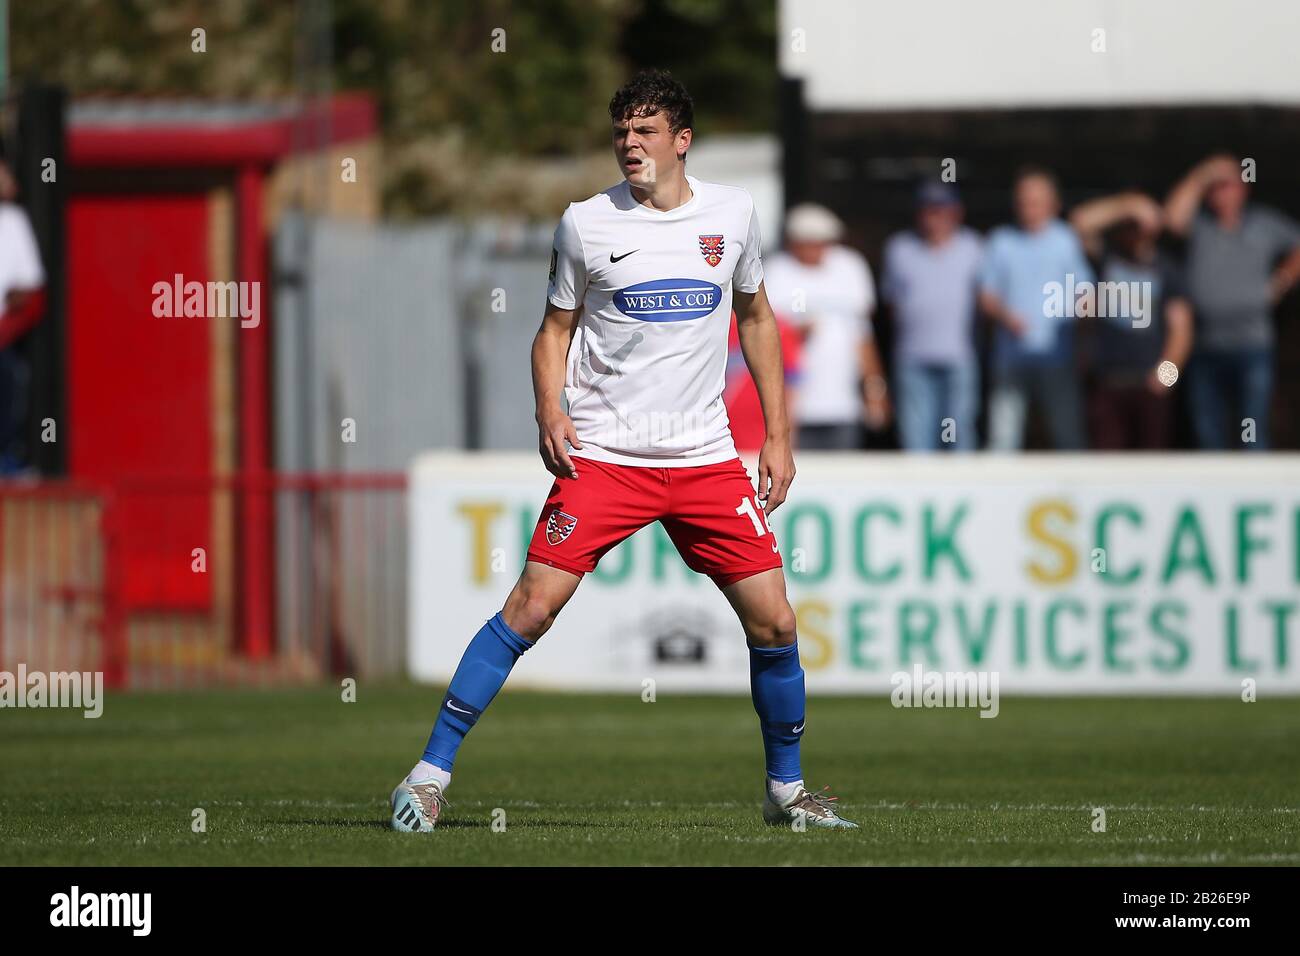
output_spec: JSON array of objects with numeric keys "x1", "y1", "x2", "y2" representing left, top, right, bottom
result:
[{"x1": 613, "y1": 109, "x2": 687, "y2": 187}]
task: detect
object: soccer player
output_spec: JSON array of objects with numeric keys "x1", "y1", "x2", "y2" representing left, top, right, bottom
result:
[{"x1": 391, "y1": 69, "x2": 856, "y2": 832}]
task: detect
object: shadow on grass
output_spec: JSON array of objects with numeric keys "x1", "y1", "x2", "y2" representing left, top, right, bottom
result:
[
  {"x1": 285, "y1": 817, "x2": 503, "y2": 831},
  {"x1": 285, "y1": 818, "x2": 396, "y2": 831}
]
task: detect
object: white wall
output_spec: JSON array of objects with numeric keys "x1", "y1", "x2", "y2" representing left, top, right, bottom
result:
[{"x1": 779, "y1": 0, "x2": 1300, "y2": 109}]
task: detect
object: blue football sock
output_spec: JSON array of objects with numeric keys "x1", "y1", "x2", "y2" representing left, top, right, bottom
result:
[
  {"x1": 421, "y1": 611, "x2": 534, "y2": 772},
  {"x1": 749, "y1": 642, "x2": 805, "y2": 783}
]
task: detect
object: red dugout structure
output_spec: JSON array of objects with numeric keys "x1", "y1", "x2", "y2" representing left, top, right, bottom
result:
[{"x1": 0, "y1": 93, "x2": 398, "y2": 685}]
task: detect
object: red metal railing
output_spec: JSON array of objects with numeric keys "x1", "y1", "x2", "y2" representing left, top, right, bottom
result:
[
  {"x1": 0, "y1": 472, "x2": 406, "y2": 689},
  {"x1": 0, "y1": 480, "x2": 123, "y2": 685}
]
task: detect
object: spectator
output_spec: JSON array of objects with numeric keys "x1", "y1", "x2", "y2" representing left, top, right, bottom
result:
[
  {"x1": 881, "y1": 182, "x2": 983, "y2": 452},
  {"x1": 0, "y1": 158, "x2": 46, "y2": 475},
  {"x1": 978, "y1": 167, "x2": 1092, "y2": 451},
  {"x1": 1164, "y1": 154, "x2": 1300, "y2": 451},
  {"x1": 1070, "y1": 191, "x2": 1193, "y2": 450},
  {"x1": 763, "y1": 203, "x2": 888, "y2": 450}
]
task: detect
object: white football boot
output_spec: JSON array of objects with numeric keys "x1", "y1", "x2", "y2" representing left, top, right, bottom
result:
[
  {"x1": 763, "y1": 784, "x2": 859, "y2": 829},
  {"x1": 390, "y1": 776, "x2": 449, "y2": 832}
]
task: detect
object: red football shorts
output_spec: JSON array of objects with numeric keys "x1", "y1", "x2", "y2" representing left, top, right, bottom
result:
[{"x1": 525, "y1": 455, "x2": 783, "y2": 588}]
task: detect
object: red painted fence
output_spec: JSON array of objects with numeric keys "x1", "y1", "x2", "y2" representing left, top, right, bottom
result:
[{"x1": 0, "y1": 473, "x2": 406, "y2": 689}]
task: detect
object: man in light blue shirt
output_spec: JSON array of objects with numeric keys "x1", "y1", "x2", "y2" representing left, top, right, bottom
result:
[
  {"x1": 978, "y1": 167, "x2": 1093, "y2": 450},
  {"x1": 881, "y1": 182, "x2": 983, "y2": 451}
]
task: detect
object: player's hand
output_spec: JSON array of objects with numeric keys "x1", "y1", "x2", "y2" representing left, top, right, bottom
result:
[
  {"x1": 756, "y1": 434, "x2": 795, "y2": 516},
  {"x1": 537, "y1": 409, "x2": 582, "y2": 479}
]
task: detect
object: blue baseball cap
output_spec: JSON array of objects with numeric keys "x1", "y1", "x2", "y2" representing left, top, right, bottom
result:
[{"x1": 916, "y1": 181, "x2": 961, "y2": 207}]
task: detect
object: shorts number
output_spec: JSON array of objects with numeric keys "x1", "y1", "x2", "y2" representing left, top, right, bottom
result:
[{"x1": 735, "y1": 495, "x2": 771, "y2": 536}]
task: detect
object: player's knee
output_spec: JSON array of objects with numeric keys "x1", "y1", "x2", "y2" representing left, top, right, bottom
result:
[
  {"x1": 748, "y1": 604, "x2": 798, "y2": 649},
  {"x1": 501, "y1": 586, "x2": 562, "y2": 641},
  {"x1": 771, "y1": 605, "x2": 798, "y2": 647}
]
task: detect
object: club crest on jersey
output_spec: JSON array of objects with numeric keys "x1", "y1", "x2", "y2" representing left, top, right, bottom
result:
[
  {"x1": 698, "y1": 234, "x2": 725, "y2": 267},
  {"x1": 546, "y1": 510, "x2": 578, "y2": 546}
]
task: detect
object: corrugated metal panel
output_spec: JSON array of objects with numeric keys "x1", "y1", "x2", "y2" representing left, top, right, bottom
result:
[
  {"x1": 273, "y1": 212, "x2": 464, "y2": 471},
  {"x1": 272, "y1": 214, "x2": 464, "y2": 676},
  {"x1": 461, "y1": 244, "x2": 551, "y2": 451}
]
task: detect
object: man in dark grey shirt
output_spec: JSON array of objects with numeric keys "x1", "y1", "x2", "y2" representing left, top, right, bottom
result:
[
  {"x1": 1165, "y1": 154, "x2": 1300, "y2": 450},
  {"x1": 1070, "y1": 191, "x2": 1193, "y2": 450}
]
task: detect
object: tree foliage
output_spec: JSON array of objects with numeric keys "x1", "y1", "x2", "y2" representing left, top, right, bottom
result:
[{"x1": 12, "y1": 0, "x2": 775, "y2": 216}]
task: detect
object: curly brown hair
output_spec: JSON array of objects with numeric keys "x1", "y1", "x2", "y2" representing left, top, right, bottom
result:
[{"x1": 608, "y1": 69, "x2": 695, "y2": 136}]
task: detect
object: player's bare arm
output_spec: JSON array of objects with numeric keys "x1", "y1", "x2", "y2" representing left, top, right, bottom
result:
[
  {"x1": 734, "y1": 282, "x2": 794, "y2": 515},
  {"x1": 532, "y1": 300, "x2": 582, "y2": 479}
]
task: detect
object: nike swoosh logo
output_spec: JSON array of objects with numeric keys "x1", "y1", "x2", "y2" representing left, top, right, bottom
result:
[
  {"x1": 792, "y1": 722, "x2": 805, "y2": 734},
  {"x1": 609, "y1": 250, "x2": 639, "y2": 263},
  {"x1": 447, "y1": 701, "x2": 473, "y2": 714}
]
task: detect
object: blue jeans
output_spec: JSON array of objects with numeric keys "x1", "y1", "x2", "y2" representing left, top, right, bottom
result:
[
  {"x1": 987, "y1": 363, "x2": 1085, "y2": 451},
  {"x1": 896, "y1": 360, "x2": 979, "y2": 451},
  {"x1": 1187, "y1": 348, "x2": 1273, "y2": 450}
]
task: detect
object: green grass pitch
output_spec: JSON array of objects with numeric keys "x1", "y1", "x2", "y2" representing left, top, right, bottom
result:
[{"x1": 2, "y1": 685, "x2": 1297, "y2": 865}]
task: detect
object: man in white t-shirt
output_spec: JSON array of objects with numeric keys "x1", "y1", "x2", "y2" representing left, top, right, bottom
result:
[
  {"x1": 764, "y1": 204, "x2": 889, "y2": 449},
  {"x1": 0, "y1": 159, "x2": 47, "y2": 474},
  {"x1": 392, "y1": 70, "x2": 856, "y2": 833}
]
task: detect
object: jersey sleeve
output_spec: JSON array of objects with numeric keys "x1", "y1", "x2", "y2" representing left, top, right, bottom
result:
[
  {"x1": 732, "y1": 197, "x2": 764, "y2": 294},
  {"x1": 546, "y1": 205, "x2": 587, "y2": 310}
]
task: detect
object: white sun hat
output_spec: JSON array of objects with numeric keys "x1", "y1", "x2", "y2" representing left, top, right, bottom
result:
[{"x1": 784, "y1": 203, "x2": 844, "y2": 243}]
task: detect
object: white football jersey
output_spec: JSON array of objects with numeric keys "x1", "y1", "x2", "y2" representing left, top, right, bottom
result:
[{"x1": 546, "y1": 175, "x2": 764, "y2": 466}]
